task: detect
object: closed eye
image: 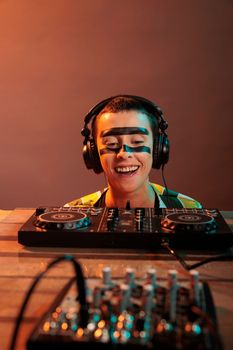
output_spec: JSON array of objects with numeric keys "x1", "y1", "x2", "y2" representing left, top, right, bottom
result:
[
  {"x1": 106, "y1": 142, "x2": 119, "y2": 148},
  {"x1": 103, "y1": 136, "x2": 119, "y2": 148}
]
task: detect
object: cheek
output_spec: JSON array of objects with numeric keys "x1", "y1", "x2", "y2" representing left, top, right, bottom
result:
[
  {"x1": 99, "y1": 154, "x2": 113, "y2": 173},
  {"x1": 138, "y1": 152, "x2": 153, "y2": 168},
  {"x1": 142, "y1": 150, "x2": 153, "y2": 170}
]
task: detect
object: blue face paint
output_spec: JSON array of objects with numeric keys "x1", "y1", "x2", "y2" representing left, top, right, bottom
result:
[{"x1": 99, "y1": 144, "x2": 151, "y2": 155}]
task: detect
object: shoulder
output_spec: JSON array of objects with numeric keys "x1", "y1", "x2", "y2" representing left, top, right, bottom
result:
[
  {"x1": 64, "y1": 188, "x2": 107, "y2": 207},
  {"x1": 150, "y1": 183, "x2": 202, "y2": 209}
]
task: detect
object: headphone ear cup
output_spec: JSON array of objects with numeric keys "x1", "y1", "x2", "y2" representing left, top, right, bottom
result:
[
  {"x1": 152, "y1": 134, "x2": 170, "y2": 169},
  {"x1": 83, "y1": 139, "x2": 103, "y2": 174}
]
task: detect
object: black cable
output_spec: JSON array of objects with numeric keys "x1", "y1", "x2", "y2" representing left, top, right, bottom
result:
[
  {"x1": 161, "y1": 239, "x2": 233, "y2": 271},
  {"x1": 186, "y1": 253, "x2": 233, "y2": 270},
  {"x1": 161, "y1": 242, "x2": 225, "y2": 349},
  {"x1": 9, "y1": 255, "x2": 88, "y2": 350},
  {"x1": 161, "y1": 164, "x2": 172, "y2": 208},
  {"x1": 161, "y1": 164, "x2": 169, "y2": 196},
  {"x1": 161, "y1": 239, "x2": 190, "y2": 270}
]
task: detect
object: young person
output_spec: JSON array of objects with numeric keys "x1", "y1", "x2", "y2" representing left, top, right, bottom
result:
[{"x1": 66, "y1": 95, "x2": 201, "y2": 209}]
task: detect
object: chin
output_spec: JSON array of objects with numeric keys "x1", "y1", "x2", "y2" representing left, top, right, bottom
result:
[{"x1": 115, "y1": 182, "x2": 142, "y2": 194}]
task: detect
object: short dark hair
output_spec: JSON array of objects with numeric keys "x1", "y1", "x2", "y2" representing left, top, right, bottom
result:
[{"x1": 92, "y1": 96, "x2": 158, "y2": 139}]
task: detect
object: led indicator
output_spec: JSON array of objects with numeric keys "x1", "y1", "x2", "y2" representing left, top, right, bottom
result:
[
  {"x1": 98, "y1": 320, "x2": 105, "y2": 328},
  {"x1": 76, "y1": 328, "x2": 84, "y2": 337},
  {"x1": 43, "y1": 321, "x2": 50, "y2": 332},
  {"x1": 94, "y1": 328, "x2": 103, "y2": 339},
  {"x1": 61, "y1": 322, "x2": 68, "y2": 330}
]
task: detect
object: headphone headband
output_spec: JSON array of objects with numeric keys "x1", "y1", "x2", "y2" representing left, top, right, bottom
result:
[{"x1": 83, "y1": 95, "x2": 168, "y2": 133}]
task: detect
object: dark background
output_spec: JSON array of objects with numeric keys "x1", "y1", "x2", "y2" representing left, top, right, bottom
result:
[{"x1": 0, "y1": 0, "x2": 232, "y2": 210}]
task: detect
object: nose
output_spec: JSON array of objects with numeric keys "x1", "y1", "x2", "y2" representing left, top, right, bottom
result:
[{"x1": 116, "y1": 144, "x2": 133, "y2": 159}]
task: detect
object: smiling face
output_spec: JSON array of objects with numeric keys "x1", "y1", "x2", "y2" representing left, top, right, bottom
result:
[{"x1": 95, "y1": 110, "x2": 154, "y2": 199}]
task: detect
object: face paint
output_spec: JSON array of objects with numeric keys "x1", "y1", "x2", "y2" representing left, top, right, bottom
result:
[
  {"x1": 100, "y1": 127, "x2": 149, "y2": 137},
  {"x1": 99, "y1": 144, "x2": 151, "y2": 155}
]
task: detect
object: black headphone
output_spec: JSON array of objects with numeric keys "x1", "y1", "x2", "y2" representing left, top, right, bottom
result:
[{"x1": 81, "y1": 95, "x2": 170, "y2": 174}]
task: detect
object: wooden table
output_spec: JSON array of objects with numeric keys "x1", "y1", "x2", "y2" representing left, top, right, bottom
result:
[{"x1": 0, "y1": 209, "x2": 233, "y2": 350}]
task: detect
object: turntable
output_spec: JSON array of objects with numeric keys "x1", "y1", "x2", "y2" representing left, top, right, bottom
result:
[
  {"x1": 161, "y1": 210, "x2": 218, "y2": 232},
  {"x1": 34, "y1": 208, "x2": 91, "y2": 230},
  {"x1": 18, "y1": 207, "x2": 233, "y2": 249}
]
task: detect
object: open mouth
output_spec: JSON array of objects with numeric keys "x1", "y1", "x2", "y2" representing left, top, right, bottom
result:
[{"x1": 115, "y1": 166, "x2": 139, "y2": 175}]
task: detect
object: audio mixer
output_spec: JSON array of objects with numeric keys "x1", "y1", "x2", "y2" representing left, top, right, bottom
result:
[
  {"x1": 18, "y1": 207, "x2": 233, "y2": 249},
  {"x1": 27, "y1": 268, "x2": 222, "y2": 350}
]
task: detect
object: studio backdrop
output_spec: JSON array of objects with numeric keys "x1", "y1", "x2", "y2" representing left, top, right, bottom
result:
[{"x1": 0, "y1": 0, "x2": 232, "y2": 209}]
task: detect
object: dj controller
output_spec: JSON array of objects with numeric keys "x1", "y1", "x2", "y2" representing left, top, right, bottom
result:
[
  {"x1": 27, "y1": 267, "x2": 222, "y2": 350},
  {"x1": 18, "y1": 207, "x2": 233, "y2": 249}
]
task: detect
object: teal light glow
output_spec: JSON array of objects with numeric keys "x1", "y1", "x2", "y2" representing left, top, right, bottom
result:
[
  {"x1": 71, "y1": 324, "x2": 78, "y2": 331},
  {"x1": 93, "y1": 314, "x2": 100, "y2": 323},
  {"x1": 192, "y1": 324, "x2": 202, "y2": 335},
  {"x1": 111, "y1": 315, "x2": 117, "y2": 323}
]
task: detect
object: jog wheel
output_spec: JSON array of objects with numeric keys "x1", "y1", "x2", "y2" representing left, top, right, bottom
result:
[
  {"x1": 161, "y1": 213, "x2": 218, "y2": 232},
  {"x1": 34, "y1": 210, "x2": 91, "y2": 230}
]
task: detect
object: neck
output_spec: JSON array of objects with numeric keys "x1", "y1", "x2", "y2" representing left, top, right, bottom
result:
[{"x1": 105, "y1": 182, "x2": 155, "y2": 208}]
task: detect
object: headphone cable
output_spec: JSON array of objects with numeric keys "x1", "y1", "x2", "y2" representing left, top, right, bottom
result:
[
  {"x1": 161, "y1": 239, "x2": 233, "y2": 271},
  {"x1": 161, "y1": 164, "x2": 173, "y2": 208}
]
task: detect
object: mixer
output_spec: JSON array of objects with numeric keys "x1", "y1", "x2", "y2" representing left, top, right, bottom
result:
[{"x1": 27, "y1": 267, "x2": 222, "y2": 350}]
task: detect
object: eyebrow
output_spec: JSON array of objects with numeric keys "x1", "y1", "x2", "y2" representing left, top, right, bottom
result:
[{"x1": 100, "y1": 127, "x2": 149, "y2": 137}]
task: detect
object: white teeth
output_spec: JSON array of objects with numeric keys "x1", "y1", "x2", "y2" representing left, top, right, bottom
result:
[{"x1": 115, "y1": 166, "x2": 139, "y2": 173}]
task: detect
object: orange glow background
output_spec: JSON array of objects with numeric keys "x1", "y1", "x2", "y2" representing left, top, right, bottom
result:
[{"x1": 0, "y1": 1, "x2": 232, "y2": 209}]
